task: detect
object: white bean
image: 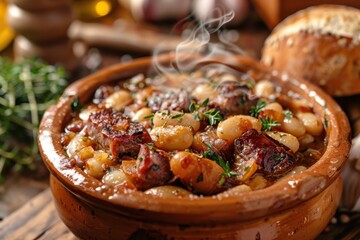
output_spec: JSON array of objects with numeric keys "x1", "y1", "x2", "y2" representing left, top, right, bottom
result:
[
  {"x1": 104, "y1": 90, "x2": 133, "y2": 111},
  {"x1": 153, "y1": 111, "x2": 200, "y2": 132},
  {"x1": 298, "y1": 133, "x2": 315, "y2": 148},
  {"x1": 281, "y1": 117, "x2": 306, "y2": 137},
  {"x1": 218, "y1": 184, "x2": 252, "y2": 196},
  {"x1": 254, "y1": 80, "x2": 275, "y2": 98},
  {"x1": 291, "y1": 99, "x2": 312, "y2": 112},
  {"x1": 266, "y1": 131, "x2": 300, "y2": 153},
  {"x1": 217, "y1": 115, "x2": 261, "y2": 142},
  {"x1": 150, "y1": 126, "x2": 193, "y2": 151},
  {"x1": 102, "y1": 168, "x2": 132, "y2": 187},
  {"x1": 132, "y1": 107, "x2": 153, "y2": 122},
  {"x1": 260, "y1": 102, "x2": 284, "y2": 123},
  {"x1": 297, "y1": 113, "x2": 323, "y2": 136},
  {"x1": 192, "y1": 83, "x2": 217, "y2": 101}
]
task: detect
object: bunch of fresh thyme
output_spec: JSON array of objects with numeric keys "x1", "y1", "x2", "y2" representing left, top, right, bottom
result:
[{"x1": 0, "y1": 57, "x2": 68, "y2": 182}]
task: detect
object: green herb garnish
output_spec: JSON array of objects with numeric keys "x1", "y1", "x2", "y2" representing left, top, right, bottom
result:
[
  {"x1": 203, "y1": 147, "x2": 237, "y2": 185},
  {"x1": 203, "y1": 109, "x2": 223, "y2": 126},
  {"x1": 193, "y1": 112, "x2": 200, "y2": 122},
  {"x1": 189, "y1": 98, "x2": 209, "y2": 113},
  {"x1": 201, "y1": 98, "x2": 209, "y2": 107},
  {"x1": 260, "y1": 117, "x2": 280, "y2": 131},
  {"x1": 189, "y1": 99, "x2": 212, "y2": 123},
  {"x1": 0, "y1": 57, "x2": 67, "y2": 182},
  {"x1": 171, "y1": 112, "x2": 184, "y2": 119},
  {"x1": 283, "y1": 110, "x2": 293, "y2": 120},
  {"x1": 144, "y1": 113, "x2": 154, "y2": 119},
  {"x1": 249, "y1": 99, "x2": 266, "y2": 118},
  {"x1": 144, "y1": 113, "x2": 155, "y2": 126},
  {"x1": 70, "y1": 96, "x2": 83, "y2": 112},
  {"x1": 189, "y1": 102, "x2": 197, "y2": 112}
]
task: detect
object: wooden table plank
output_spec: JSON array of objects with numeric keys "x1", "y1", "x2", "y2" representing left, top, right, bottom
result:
[
  {"x1": 0, "y1": 189, "x2": 77, "y2": 240},
  {"x1": 38, "y1": 218, "x2": 77, "y2": 240}
]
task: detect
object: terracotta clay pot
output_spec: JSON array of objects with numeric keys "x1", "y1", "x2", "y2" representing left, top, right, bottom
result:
[{"x1": 38, "y1": 54, "x2": 351, "y2": 239}]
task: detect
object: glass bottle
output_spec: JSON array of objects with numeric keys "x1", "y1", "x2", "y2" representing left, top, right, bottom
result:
[
  {"x1": 72, "y1": 0, "x2": 115, "y2": 20},
  {"x1": 0, "y1": 0, "x2": 14, "y2": 52}
]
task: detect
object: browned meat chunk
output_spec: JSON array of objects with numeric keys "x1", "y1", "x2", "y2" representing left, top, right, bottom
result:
[
  {"x1": 147, "y1": 89, "x2": 191, "y2": 112},
  {"x1": 131, "y1": 144, "x2": 173, "y2": 190},
  {"x1": 87, "y1": 109, "x2": 151, "y2": 160},
  {"x1": 193, "y1": 128, "x2": 233, "y2": 161},
  {"x1": 234, "y1": 129, "x2": 297, "y2": 177},
  {"x1": 65, "y1": 120, "x2": 85, "y2": 133},
  {"x1": 210, "y1": 81, "x2": 258, "y2": 116}
]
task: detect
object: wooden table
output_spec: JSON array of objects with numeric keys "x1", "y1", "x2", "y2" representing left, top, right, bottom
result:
[{"x1": 0, "y1": 189, "x2": 77, "y2": 240}]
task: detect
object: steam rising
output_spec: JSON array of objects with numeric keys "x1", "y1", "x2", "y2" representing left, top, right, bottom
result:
[
  {"x1": 148, "y1": 7, "x2": 254, "y2": 95},
  {"x1": 152, "y1": 8, "x2": 248, "y2": 79}
]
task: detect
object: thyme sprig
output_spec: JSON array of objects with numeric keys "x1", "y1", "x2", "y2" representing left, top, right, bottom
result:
[
  {"x1": 0, "y1": 57, "x2": 67, "y2": 182},
  {"x1": 203, "y1": 109, "x2": 223, "y2": 126},
  {"x1": 203, "y1": 147, "x2": 237, "y2": 185},
  {"x1": 260, "y1": 117, "x2": 281, "y2": 131},
  {"x1": 189, "y1": 98, "x2": 209, "y2": 112},
  {"x1": 249, "y1": 99, "x2": 266, "y2": 118},
  {"x1": 189, "y1": 98, "x2": 221, "y2": 124}
]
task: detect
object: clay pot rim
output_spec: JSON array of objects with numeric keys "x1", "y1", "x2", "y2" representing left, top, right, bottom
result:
[{"x1": 38, "y1": 53, "x2": 351, "y2": 222}]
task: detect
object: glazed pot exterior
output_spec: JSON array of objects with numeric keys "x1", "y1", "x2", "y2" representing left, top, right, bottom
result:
[
  {"x1": 39, "y1": 54, "x2": 351, "y2": 240},
  {"x1": 51, "y1": 174, "x2": 342, "y2": 239}
]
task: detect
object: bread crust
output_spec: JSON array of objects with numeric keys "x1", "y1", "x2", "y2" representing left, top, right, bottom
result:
[{"x1": 261, "y1": 5, "x2": 360, "y2": 96}]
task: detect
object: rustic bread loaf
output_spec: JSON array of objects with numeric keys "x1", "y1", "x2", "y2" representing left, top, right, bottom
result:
[{"x1": 261, "y1": 5, "x2": 360, "y2": 96}]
